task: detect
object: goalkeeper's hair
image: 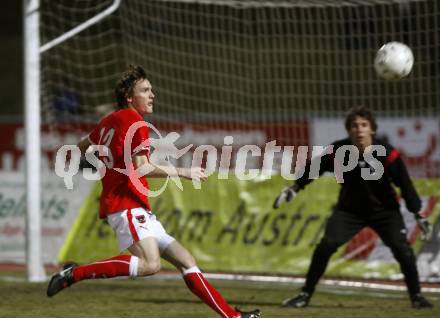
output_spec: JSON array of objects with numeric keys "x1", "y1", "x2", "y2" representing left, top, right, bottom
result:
[
  {"x1": 344, "y1": 106, "x2": 378, "y2": 132},
  {"x1": 115, "y1": 64, "x2": 147, "y2": 109}
]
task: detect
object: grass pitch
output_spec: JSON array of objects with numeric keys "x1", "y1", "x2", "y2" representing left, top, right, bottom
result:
[{"x1": 0, "y1": 276, "x2": 439, "y2": 318}]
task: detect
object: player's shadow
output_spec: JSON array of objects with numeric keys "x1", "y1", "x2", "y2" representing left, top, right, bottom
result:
[
  {"x1": 307, "y1": 304, "x2": 369, "y2": 309},
  {"x1": 129, "y1": 297, "x2": 203, "y2": 305},
  {"x1": 127, "y1": 297, "x2": 287, "y2": 307},
  {"x1": 126, "y1": 298, "x2": 367, "y2": 310}
]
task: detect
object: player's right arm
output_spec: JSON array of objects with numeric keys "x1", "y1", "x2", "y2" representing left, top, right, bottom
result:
[
  {"x1": 273, "y1": 145, "x2": 334, "y2": 209},
  {"x1": 77, "y1": 137, "x2": 92, "y2": 156},
  {"x1": 134, "y1": 154, "x2": 207, "y2": 182}
]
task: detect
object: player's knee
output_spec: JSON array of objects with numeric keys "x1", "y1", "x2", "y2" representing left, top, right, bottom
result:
[
  {"x1": 389, "y1": 242, "x2": 414, "y2": 259},
  {"x1": 137, "y1": 258, "x2": 161, "y2": 276},
  {"x1": 318, "y1": 237, "x2": 341, "y2": 253}
]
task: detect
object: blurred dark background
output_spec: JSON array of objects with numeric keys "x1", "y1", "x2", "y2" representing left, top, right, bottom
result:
[
  {"x1": 0, "y1": 1, "x2": 22, "y2": 117},
  {"x1": 1, "y1": 1, "x2": 438, "y2": 119}
]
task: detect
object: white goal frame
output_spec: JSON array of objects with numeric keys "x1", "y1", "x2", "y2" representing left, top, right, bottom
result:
[{"x1": 23, "y1": 0, "x2": 121, "y2": 282}]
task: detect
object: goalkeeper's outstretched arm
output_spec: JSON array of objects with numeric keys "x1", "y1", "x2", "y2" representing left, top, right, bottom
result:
[
  {"x1": 386, "y1": 149, "x2": 432, "y2": 240},
  {"x1": 386, "y1": 150, "x2": 421, "y2": 214},
  {"x1": 273, "y1": 148, "x2": 334, "y2": 209}
]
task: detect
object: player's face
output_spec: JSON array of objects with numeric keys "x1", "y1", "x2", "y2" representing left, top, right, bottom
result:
[
  {"x1": 348, "y1": 116, "x2": 374, "y2": 151},
  {"x1": 128, "y1": 79, "x2": 155, "y2": 115}
]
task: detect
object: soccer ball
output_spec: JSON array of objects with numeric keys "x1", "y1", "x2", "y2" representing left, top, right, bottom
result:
[{"x1": 374, "y1": 42, "x2": 414, "y2": 80}]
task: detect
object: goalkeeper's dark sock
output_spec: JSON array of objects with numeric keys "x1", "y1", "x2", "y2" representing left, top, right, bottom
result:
[
  {"x1": 183, "y1": 266, "x2": 238, "y2": 318},
  {"x1": 72, "y1": 255, "x2": 139, "y2": 282},
  {"x1": 302, "y1": 286, "x2": 315, "y2": 295}
]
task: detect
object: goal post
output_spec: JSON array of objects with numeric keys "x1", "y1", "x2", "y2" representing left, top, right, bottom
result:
[
  {"x1": 24, "y1": 0, "x2": 45, "y2": 283},
  {"x1": 23, "y1": 0, "x2": 121, "y2": 282}
]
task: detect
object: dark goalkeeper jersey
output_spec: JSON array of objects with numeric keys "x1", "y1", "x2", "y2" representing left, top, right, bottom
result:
[{"x1": 295, "y1": 138, "x2": 421, "y2": 215}]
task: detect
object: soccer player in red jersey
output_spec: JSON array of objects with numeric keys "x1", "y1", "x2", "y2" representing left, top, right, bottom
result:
[{"x1": 47, "y1": 65, "x2": 261, "y2": 318}]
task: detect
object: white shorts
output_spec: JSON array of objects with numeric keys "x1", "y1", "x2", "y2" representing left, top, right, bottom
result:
[{"x1": 107, "y1": 207, "x2": 175, "y2": 253}]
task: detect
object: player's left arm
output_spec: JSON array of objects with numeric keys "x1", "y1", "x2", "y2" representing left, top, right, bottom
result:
[
  {"x1": 386, "y1": 149, "x2": 421, "y2": 214},
  {"x1": 133, "y1": 154, "x2": 207, "y2": 182},
  {"x1": 386, "y1": 149, "x2": 432, "y2": 240}
]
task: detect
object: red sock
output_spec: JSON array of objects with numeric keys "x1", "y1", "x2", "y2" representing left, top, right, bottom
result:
[
  {"x1": 72, "y1": 255, "x2": 135, "y2": 282},
  {"x1": 183, "y1": 268, "x2": 238, "y2": 318}
]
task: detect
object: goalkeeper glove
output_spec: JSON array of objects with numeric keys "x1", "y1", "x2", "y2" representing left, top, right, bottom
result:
[
  {"x1": 273, "y1": 185, "x2": 298, "y2": 209},
  {"x1": 415, "y1": 213, "x2": 432, "y2": 241}
]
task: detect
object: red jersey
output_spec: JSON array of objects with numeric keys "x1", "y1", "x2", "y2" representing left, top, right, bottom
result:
[{"x1": 88, "y1": 108, "x2": 151, "y2": 218}]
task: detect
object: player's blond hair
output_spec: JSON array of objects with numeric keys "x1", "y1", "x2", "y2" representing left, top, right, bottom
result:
[{"x1": 115, "y1": 65, "x2": 147, "y2": 108}]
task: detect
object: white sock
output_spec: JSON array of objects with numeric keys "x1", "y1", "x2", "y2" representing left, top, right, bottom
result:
[
  {"x1": 129, "y1": 256, "x2": 139, "y2": 277},
  {"x1": 182, "y1": 265, "x2": 201, "y2": 276}
]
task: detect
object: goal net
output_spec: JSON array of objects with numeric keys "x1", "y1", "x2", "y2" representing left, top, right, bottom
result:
[
  {"x1": 40, "y1": 0, "x2": 439, "y2": 170},
  {"x1": 24, "y1": 0, "x2": 440, "y2": 280}
]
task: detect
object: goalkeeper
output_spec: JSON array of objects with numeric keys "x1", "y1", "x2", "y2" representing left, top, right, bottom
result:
[{"x1": 274, "y1": 106, "x2": 433, "y2": 309}]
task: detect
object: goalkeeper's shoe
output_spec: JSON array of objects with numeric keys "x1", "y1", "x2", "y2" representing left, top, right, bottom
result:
[
  {"x1": 46, "y1": 264, "x2": 76, "y2": 297},
  {"x1": 282, "y1": 291, "x2": 311, "y2": 308},
  {"x1": 411, "y1": 293, "x2": 433, "y2": 309},
  {"x1": 235, "y1": 307, "x2": 261, "y2": 318}
]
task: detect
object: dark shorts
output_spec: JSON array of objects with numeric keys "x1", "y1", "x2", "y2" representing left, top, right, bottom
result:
[{"x1": 323, "y1": 209, "x2": 408, "y2": 247}]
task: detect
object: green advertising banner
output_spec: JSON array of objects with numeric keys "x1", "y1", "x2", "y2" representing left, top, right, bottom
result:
[{"x1": 59, "y1": 176, "x2": 440, "y2": 279}]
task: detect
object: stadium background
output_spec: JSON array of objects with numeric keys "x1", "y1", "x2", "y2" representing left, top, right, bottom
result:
[{"x1": 0, "y1": 1, "x2": 439, "y2": 315}]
